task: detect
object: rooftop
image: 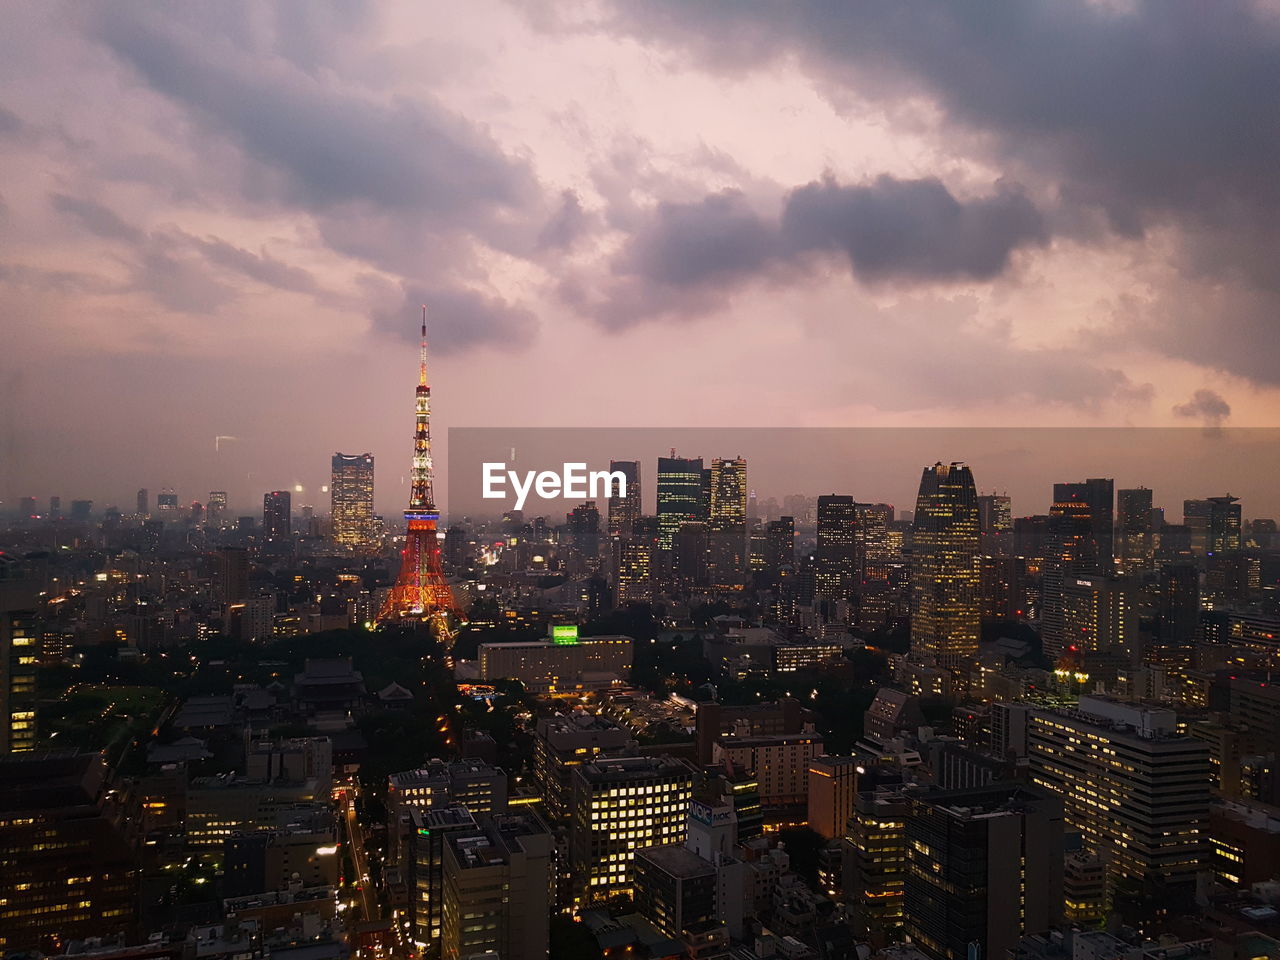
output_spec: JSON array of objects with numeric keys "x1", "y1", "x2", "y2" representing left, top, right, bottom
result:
[{"x1": 636, "y1": 843, "x2": 716, "y2": 879}]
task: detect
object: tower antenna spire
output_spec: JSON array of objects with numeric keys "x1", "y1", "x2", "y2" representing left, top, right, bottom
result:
[{"x1": 420, "y1": 304, "x2": 428, "y2": 386}]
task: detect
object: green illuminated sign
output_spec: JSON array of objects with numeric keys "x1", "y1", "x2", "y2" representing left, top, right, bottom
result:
[{"x1": 551, "y1": 624, "x2": 579, "y2": 644}]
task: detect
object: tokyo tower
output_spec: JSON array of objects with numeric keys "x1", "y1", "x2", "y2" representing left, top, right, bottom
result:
[{"x1": 376, "y1": 307, "x2": 461, "y2": 635}]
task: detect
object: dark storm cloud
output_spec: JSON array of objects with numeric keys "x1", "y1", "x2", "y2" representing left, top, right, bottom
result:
[
  {"x1": 49, "y1": 191, "x2": 321, "y2": 308},
  {"x1": 623, "y1": 191, "x2": 779, "y2": 287},
  {"x1": 135, "y1": 249, "x2": 238, "y2": 314},
  {"x1": 599, "y1": 0, "x2": 1280, "y2": 379},
  {"x1": 604, "y1": 1, "x2": 1280, "y2": 231},
  {"x1": 182, "y1": 234, "x2": 319, "y2": 295},
  {"x1": 74, "y1": 7, "x2": 552, "y2": 350},
  {"x1": 1173, "y1": 389, "x2": 1231, "y2": 427},
  {"x1": 91, "y1": 9, "x2": 538, "y2": 223},
  {"x1": 537, "y1": 190, "x2": 592, "y2": 251},
  {"x1": 781, "y1": 175, "x2": 1046, "y2": 283},
  {"x1": 0, "y1": 263, "x2": 113, "y2": 296},
  {"x1": 372, "y1": 283, "x2": 538, "y2": 356},
  {"x1": 0, "y1": 104, "x2": 24, "y2": 137},
  {"x1": 594, "y1": 175, "x2": 1046, "y2": 323},
  {"x1": 50, "y1": 193, "x2": 145, "y2": 244}
]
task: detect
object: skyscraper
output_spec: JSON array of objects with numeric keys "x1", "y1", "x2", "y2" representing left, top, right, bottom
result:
[
  {"x1": 0, "y1": 754, "x2": 138, "y2": 952},
  {"x1": 1061, "y1": 575, "x2": 1138, "y2": 661},
  {"x1": 764, "y1": 516, "x2": 795, "y2": 584},
  {"x1": 440, "y1": 813, "x2": 553, "y2": 960},
  {"x1": 566, "y1": 501, "x2": 601, "y2": 573},
  {"x1": 910, "y1": 463, "x2": 981, "y2": 672},
  {"x1": 1041, "y1": 481, "x2": 1109, "y2": 663},
  {"x1": 1151, "y1": 563, "x2": 1200, "y2": 673},
  {"x1": 569, "y1": 756, "x2": 694, "y2": 906},
  {"x1": 215, "y1": 547, "x2": 250, "y2": 606},
  {"x1": 815, "y1": 495, "x2": 856, "y2": 602},
  {"x1": 1084, "y1": 478, "x2": 1115, "y2": 568},
  {"x1": 656, "y1": 455, "x2": 705, "y2": 550},
  {"x1": 263, "y1": 490, "x2": 291, "y2": 537},
  {"x1": 136, "y1": 488, "x2": 149, "y2": 516},
  {"x1": 207, "y1": 490, "x2": 228, "y2": 524},
  {"x1": 1028, "y1": 697, "x2": 1209, "y2": 902},
  {"x1": 156, "y1": 488, "x2": 178, "y2": 515},
  {"x1": 1, "y1": 611, "x2": 37, "y2": 753},
  {"x1": 977, "y1": 493, "x2": 1013, "y2": 555},
  {"x1": 607, "y1": 460, "x2": 641, "y2": 538},
  {"x1": 1206, "y1": 495, "x2": 1242, "y2": 554},
  {"x1": 1117, "y1": 487, "x2": 1154, "y2": 569},
  {"x1": 616, "y1": 517, "x2": 658, "y2": 604},
  {"x1": 707, "y1": 456, "x2": 747, "y2": 590},
  {"x1": 904, "y1": 783, "x2": 1064, "y2": 960},
  {"x1": 331, "y1": 452, "x2": 375, "y2": 547}
]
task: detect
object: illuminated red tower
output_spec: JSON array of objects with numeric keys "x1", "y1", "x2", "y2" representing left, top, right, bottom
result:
[{"x1": 376, "y1": 307, "x2": 460, "y2": 634}]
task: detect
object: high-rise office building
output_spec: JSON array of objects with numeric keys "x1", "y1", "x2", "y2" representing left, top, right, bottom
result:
[
  {"x1": 215, "y1": 547, "x2": 250, "y2": 605},
  {"x1": 533, "y1": 713, "x2": 637, "y2": 823},
  {"x1": 1061, "y1": 575, "x2": 1139, "y2": 662},
  {"x1": 1041, "y1": 481, "x2": 1109, "y2": 663},
  {"x1": 1028, "y1": 697, "x2": 1210, "y2": 901},
  {"x1": 904, "y1": 783, "x2": 1064, "y2": 960},
  {"x1": 807, "y1": 755, "x2": 864, "y2": 839},
  {"x1": 409, "y1": 805, "x2": 479, "y2": 949},
  {"x1": 1152, "y1": 563, "x2": 1200, "y2": 669},
  {"x1": 0, "y1": 753, "x2": 138, "y2": 953},
  {"x1": 440, "y1": 813, "x2": 553, "y2": 960},
  {"x1": 707, "y1": 457, "x2": 747, "y2": 590},
  {"x1": 569, "y1": 756, "x2": 694, "y2": 905},
  {"x1": 672, "y1": 521, "x2": 709, "y2": 588},
  {"x1": 331, "y1": 452, "x2": 375, "y2": 547},
  {"x1": 607, "y1": 460, "x2": 641, "y2": 538},
  {"x1": 815, "y1": 495, "x2": 856, "y2": 602},
  {"x1": 69, "y1": 499, "x2": 93, "y2": 522},
  {"x1": 135, "y1": 488, "x2": 149, "y2": 516},
  {"x1": 207, "y1": 490, "x2": 228, "y2": 524},
  {"x1": 977, "y1": 493, "x2": 1013, "y2": 555},
  {"x1": 566, "y1": 501, "x2": 601, "y2": 573},
  {"x1": 263, "y1": 490, "x2": 291, "y2": 537},
  {"x1": 1, "y1": 611, "x2": 37, "y2": 753},
  {"x1": 657, "y1": 456, "x2": 705, "y2": 551},
  {"x1": 616, "y1": 517, "x2": 658, "y2": 604},
  {"x1": 156, "y1": 489, "x2": 178, "y2": 515},
  {"x1": 844, "y1": 783, "x2": 910, "y2": 943},
  {"x1": 633, "y1": 845, "x2": 719, "y2": 941},
  {"x1": 1183, "y1": 495, "x2": 1241, "y2": 557},
  {"x1": 856, "y1": 501, "x2": 894, "y2": 583},
  {"x1": 1117, "y1": 487, "x2": 1154, "y2": 569},
  {"x1": 1206, "y1": 495, "x2": 1242, "y2": 554},
  {"x1": 909, "y1": 463, "x2": 980, "y2": 672},
  {"x1": 1084, "y1": 478, "x2": 1115, "y2": 568},
  {"x1": 48, "y1": 496, "x2": 61, "y2": 520},
  {"x1": 765, "y1": 516, "x2": 795, "y2": 585}
]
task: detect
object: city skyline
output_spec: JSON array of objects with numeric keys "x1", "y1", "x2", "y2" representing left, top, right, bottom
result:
[
  {"x1": 11, "y1": 426, "x2": 1280, "y2": 525},
  {"x1": 6, "y1": 5, "x2": 1280, "y2": 958},
  {"x1": 5, "y1": 3, "x2": 1280, "y2": 507}
]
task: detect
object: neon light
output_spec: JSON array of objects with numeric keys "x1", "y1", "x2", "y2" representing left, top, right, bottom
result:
[{"x1": 552, "y1": 624, "x2": 579, "y2": 644}]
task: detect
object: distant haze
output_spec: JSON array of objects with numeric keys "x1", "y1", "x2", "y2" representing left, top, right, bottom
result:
[{"x1": 4, "y1": 3, "x2": 1280, "y2": 514}]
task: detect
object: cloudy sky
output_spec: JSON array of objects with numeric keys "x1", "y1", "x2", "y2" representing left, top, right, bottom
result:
[{"x1": 3, "y1": 1, "x2": 1279, "y2": 515}]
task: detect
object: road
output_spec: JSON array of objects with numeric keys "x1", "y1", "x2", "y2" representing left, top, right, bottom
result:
[{"x1": 343, "y1": 788, "x2": 378, "y2": 923}]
